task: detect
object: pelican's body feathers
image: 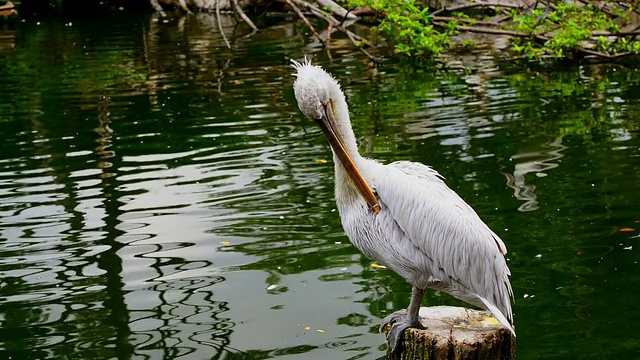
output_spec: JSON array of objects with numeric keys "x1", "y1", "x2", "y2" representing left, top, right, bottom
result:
[{"x1": 338, "y1": 158, "x2": 513, "y2": 330}]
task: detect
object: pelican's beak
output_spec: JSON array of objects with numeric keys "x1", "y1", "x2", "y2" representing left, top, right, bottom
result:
[{"x1": 318, "y1": 101, "x2": 380, "y2": 214}]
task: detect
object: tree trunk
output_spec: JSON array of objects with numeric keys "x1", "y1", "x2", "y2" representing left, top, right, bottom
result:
[{"x1": 384, "y1": 306, "x2": 515, "y2": 360}]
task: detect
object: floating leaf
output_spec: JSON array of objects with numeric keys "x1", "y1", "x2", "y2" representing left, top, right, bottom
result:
[
  {"x1": 304, "y1": 326, "x2": 310, "y2": 331},
  {"x1": 619, "y1": 228, "x2": 636, "y2": 232},
  {"x1": 221, "y1": 241, "x2": 231, "y2": 245},
  {"x1": 371, "y1": 263, "x2": 387, "y2": 269},
  {"x1": 315, "y1": 159, "x2": 328, "y2": 164},
  {"x1": 317, "y1": 329, "x2": 325, "y2": 333}
]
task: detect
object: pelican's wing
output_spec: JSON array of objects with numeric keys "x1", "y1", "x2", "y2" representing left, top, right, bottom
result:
[{"x1": 374, "y1": 161, "x2": 514, "y2": 331}]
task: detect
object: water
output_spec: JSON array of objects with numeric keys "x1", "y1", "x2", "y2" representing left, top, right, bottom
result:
[{"x1": 1, "y1": 9, "x2": 640, "y2": 360}]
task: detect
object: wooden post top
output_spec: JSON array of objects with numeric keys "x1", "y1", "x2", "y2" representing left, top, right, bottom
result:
[{"x1": 384, "y1": 306, "x2": 516, "y2": 360}]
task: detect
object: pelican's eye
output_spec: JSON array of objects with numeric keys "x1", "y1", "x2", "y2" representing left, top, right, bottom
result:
[{"x1": 315, "y1": 103, "x2": 329, "y2": 122}]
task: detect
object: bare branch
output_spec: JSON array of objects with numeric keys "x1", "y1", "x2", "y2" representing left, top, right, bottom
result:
[
  {"x1": 284, "y1": 0, "x2": 327, "y2": 46},
  {"x1": 592, "y1": 31, "x2": 640, "y2": 37},
  {"x1": 232, "y1": 0, "x2": 258, "y2": 31},
  {"x1": 345, "y1": 30, "x2": 378, "y2": 62},
  {"x1": 284, "y1": 0, "x2": 378, "y2": 61},
  {"x1": 288, "y1": 0, "x2": 374, "y2": 47},
  {"x1": 432, "y1": 22, "x2": 536, "y2": 38},
  {"x1": 431, "y1": 2, "x2": 528, "y2": 16},
  {"x1": 315, "y1": 0, "x2": 358, "y2": 19},
  {"x1": 610, "y1": 51, "x2": 633, "y2": 59},
  {"x1": 149, "y1": 0, "x2": 164, "y2": 12},
  {"x1": 289, "y1": 0, "x2": 339, "y2": 23},
  {"x1": 575, "y1": 47, "x2": 613, "y2": 59},
  {"x1": 178, "y1": 0, "x2": 191, "y2": 12},
  {"x1": 611, "y1": 1, "x2": 640, "y2": 17},
  {"x1": 432, "y1": 16, "x2": 502, "y2": 27},
  {"x1": 216, "y1": 0, "x2": 232, "y2": 49},
  {"x1": 350, "y1": 8, "x2": 377, "y2": 16}
]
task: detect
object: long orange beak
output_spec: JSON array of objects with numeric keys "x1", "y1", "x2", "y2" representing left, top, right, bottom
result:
[{"x1": 318, "y1": 101, "x2": 380, "y2": 214}]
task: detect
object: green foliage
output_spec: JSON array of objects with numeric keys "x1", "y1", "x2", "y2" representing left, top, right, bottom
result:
[
  {"x1": 339, "y1": 0, "x2": 639, "y2": 63},
  {"x1": 460, "y1": 38, "x2": 476, "y2": 49},
  {"x1": 345, "y1": 0, "x2": 456, "y2": 58},
  {"x1": 509, "y1": 2, "x2": 640, "y2": 59}
]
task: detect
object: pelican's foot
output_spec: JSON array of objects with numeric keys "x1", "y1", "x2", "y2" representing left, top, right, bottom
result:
[
  {"x1": 379, "y1": 310, "x2": 425, "y2": 353},
  {"x1": 379, "y1": 309, "x2": 407, "y2": 332}
]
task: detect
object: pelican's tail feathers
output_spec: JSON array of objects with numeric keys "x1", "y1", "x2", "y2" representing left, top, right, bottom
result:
[{"x1": 479, "y1": 296, "x2": 515, "y2": 337}]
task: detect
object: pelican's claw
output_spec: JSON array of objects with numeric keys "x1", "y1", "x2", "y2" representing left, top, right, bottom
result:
[
  {"x1": 379, "y1": 309, "x2": 407, "y2": 332},
  {"x1": 380, "y1": 309, "x2": 425, "y2": 353}
]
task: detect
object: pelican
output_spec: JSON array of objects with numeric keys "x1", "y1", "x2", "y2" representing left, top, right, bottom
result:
[{"x1": 291, "y1": 59, "x2": 514, "y2": 353}]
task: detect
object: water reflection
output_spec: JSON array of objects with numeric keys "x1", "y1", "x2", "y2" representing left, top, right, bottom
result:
[
  {"x1": 503, "y1": 136, "x2": 565, "y2": 212},
  {"x1": 1, "y1": 8, "x2": 640, "y2": 360},
  {"x1": 130, "y1": 276, "x2": 232, "y2": 359}
]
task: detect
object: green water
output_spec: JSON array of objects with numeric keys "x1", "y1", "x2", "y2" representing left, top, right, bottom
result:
[{"x1": 1, "y1": 9, "x2": 640, "y2": 360}]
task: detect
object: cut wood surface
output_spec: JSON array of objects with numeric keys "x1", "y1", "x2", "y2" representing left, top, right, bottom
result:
[{"x1": 384, "y1": 306, "x2": 516, "y2": 360}]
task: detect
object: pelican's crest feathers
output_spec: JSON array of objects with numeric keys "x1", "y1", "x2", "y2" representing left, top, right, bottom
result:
[{"x1": 290, "y1": 58, "x2": 345, "y2": 124}]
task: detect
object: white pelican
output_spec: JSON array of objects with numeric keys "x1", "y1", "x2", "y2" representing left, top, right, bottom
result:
[{"x1": 291, "y1": 59, "x2": 514, "y2": 353}]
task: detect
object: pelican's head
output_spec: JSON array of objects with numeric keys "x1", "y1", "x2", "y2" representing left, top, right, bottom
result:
[
  {"x1": 291, "y1": 59, "x2": 343, "y2": 122},
  {"x1": 290, "y1": 58, "x2": 380, "y2": 214}
]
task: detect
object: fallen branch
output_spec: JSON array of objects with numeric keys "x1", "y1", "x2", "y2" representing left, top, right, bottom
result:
[
  {"x1": 431, "y1": 2, "x2": 528, "y2": 16},
  {"x1": 216, "y1": 0, "x2": 231, "y2": 49},
  {"x1": 610, "y1": 51, "x2": 634, "y2": 59},
  {"x1": 350, "y1": 8, "x2": 377, "y2": 17},
  {"x1": 582, "y1": 0, "x2": 638, "y2": 19},
  {"x1": 316, "y1": 0, "x2": 358, "y2": 19},
  {"x1": 432, "y1": 22, "x2": 537, "y2": 38},
  {"x1": 345, "y1": 30, "x2": 378, "y2": 62},
  {"x1": 289, "y1": 0, "x2": 374, "y2": 47},
  {"x1": 178, "y1": 0, "x2": 191, "y2": 12},
  {"x1": 232, "y1": 0, "x2": 258, "y2": 31},
  {"x1": 289, "y1": 0, "x2": 339, "y2": 23},
  {"x1": 324, "y1": 18, "x2": 374, "y2": 47},
  {"x1": 432, "y1": 16, "x2": 502, "y2": 28},
  {"x1": 592, "y1": 31, "x2": 640, "y2": 37},
  {"x1": 577, "y1": 47, "x2": 614, "y2": 59},
  {"x1": 493, "y1": 14, "x2": 512, "y2": 23},
  {"x1": 575, "y1": 48, "x2": 633, "y2": 60},
  {"x1": 284, "y1": 0, "x2": 326, "y2": 46},
  {"x1": 149, "y1": 0, "x2": 164, "y2": 12},
  {"x1": 611, "y1": 1, "x2": 640, "y2": 17},
  {"x1": 285, "y1": 0, "x2": 378, "y2": 60}
]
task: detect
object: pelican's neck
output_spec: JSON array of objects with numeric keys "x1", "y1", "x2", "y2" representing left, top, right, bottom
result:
[
  {"x1": 328, "y1": 86, "x2": 366, "y2": 202},
  {"x1": 329, "y1": 85, "x2": 359, "y2": 159}
]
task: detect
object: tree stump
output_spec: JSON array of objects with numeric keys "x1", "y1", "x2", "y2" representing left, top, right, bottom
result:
[{"x1": 384, "y1": 306, "x2": 515, "y2": 360}]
